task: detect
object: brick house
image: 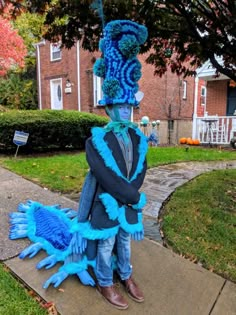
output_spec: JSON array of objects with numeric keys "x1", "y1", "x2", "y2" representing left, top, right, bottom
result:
[
  {"x1": 35, "y1": 39, "x2": 197, "y2": 145},
  {"x1": 192, "y1": 58, "x2": 236, "y2": 145}
]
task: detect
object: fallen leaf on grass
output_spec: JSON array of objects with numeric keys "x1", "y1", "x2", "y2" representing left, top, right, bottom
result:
[
  {"x1": 41, "y1": 301, "x2": 58, "y2": 315},
  {"x1": 3, "y1": 265, "x2": 10, "y2": 272},
  {"x1": 31, "y1": 177, "x2": 40, "y2": 182},
  {"x1": 35, "y1": 296, "x2": 41, "y2": 303},
  {"x1": 28, "y1": 290, "x2": 37, "y2": 297}
]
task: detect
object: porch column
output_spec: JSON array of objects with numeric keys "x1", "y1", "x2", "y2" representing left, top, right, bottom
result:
[{"x1": 192, "y1": 76, "x2": 199, "y2": 139}]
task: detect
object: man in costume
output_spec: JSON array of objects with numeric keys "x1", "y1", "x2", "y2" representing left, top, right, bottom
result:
[
  {"x1": 81, "y1": 19, "x2": 148, "y2": 309},
  {"x1": 9, "y1": 19, "x2": 148, "y2": 311}
]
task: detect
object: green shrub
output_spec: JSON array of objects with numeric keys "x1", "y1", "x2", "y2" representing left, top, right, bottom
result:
[{"x1": 0, "y1": 110, "x2": 108, "y2": 153}]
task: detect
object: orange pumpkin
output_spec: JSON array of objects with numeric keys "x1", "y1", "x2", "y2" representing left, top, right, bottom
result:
[
  {"x1": 186, "y1": 137, "x2": 193, "y2": 145},
  {"x1": 179, "y1": 137, "x2": 187, "y2": 144},
  {"x1": 192, "y1": 139, "x2": 200, "y2": 145}
]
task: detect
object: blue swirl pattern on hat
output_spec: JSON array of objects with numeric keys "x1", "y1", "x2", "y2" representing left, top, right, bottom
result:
[{"x1": 93, "y1": 20, "x2": 148, "y2": 106}]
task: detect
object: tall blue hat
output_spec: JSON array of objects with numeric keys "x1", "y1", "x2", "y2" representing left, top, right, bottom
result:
[{"x1": 93, "y1": 20, "x2": 148, "y2": 107}]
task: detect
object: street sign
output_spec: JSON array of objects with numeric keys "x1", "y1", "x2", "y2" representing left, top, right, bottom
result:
[{"x1": 13, "y1": 131, "x2": 29, "y2": 146}]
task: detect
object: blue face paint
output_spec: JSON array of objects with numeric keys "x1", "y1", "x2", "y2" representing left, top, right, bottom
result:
[
  {"x1": 117, "y1": 104, "x2": 131, "y2": 121},
  {"x1": 105, "y1": 104, "x2": 131, "y2": 122}
]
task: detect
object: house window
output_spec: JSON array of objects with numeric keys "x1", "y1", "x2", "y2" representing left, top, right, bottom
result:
[
  {"x1": 168, "y1": 119, "x2": 174, "y2": 130},
  {"x1": 182, "y1": 80, "x2": 187, "y2": 99},
  {"x1": 93, "y1": 75, "x2": 103, "y2": 106},
  {"x1": 200, "y1": 86, "x2": 206, "y2": 106},
  {"x1": 50, "y1": 43, "x2": 62, "y2": 61}
]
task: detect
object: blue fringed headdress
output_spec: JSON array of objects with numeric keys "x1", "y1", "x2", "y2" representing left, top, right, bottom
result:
[{"x1": 93, "y1": 20, "x2": 148, "y2": 107}]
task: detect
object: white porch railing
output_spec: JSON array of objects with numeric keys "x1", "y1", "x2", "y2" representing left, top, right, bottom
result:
[{"x1": 194, "y1": 116, "x2": 236, "y2": 145}]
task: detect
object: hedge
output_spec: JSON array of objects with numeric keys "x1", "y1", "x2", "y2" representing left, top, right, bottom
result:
[{"x1": 0, "y1": 110, "x2": 108, "y2": 153}]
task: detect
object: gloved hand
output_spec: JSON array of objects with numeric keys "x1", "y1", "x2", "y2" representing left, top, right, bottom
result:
[
  {"x1": 9, "y1": 215, "x2": 27, "y2": 224},
  {"x1": 9, "y1": 229, "x2": 27, "y2": 240},
  {"x1": 19, "y1": 242, "x2": 42, "y2": 259},
  {"x1": 131, "y1": 230, "x2": 144, "y2": 241},
  {"x1": 9, "y1": 212, "x2": 26, "y2": 219},
  {"x1": 36, "y1": 255, "x2": 57, "y2": 270},
  {"x1": 18, "y1": 199, "x2": 36, "y2": 211},
  {"x1": 18, "y1": 202, "x2": 31, "y2": 212},
  {"x1": 43, "y1": 271, "x2": 68, "y2": 289},
  {"x1": 77, "y1": 270, "x2": 95, "y2": 287},
  {"x1": 69, "y1": 232, "x2": 87, "y2": 254}
]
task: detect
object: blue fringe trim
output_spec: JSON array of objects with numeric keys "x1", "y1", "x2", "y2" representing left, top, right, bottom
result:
[
  {"x1": 118, "y1": 207, "x2": 143, "y2": 234},
  {"x1": 91, "y1": 126, "x2": 148, "y2": 182},
  {"x1": 59, "y1": 256, "x2": 112, "y2": 275},
  {"x1": 59, "y1": 257, "x2": 88, "y2": 274},
  {"x1": 99, "y1": 193, "x2": 119, "y2": 220},
  {"x1": 71, "y1": 221, "x2": 119, "y2": 240},
  {"x1": 132, "y1": 192, "x2": 147, "y2": 210}
]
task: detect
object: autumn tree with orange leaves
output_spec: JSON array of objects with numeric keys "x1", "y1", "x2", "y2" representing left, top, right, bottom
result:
[{"x1": 0, "y1": 16, "x2": 27, "y2": 76}]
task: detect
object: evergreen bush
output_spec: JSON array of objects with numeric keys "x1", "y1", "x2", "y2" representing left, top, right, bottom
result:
[{"x1": 0, "y1": 110, "x2": 108, "y2": 153}]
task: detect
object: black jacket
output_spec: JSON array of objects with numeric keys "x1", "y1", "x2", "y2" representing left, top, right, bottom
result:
[{"x1": 85, "y1": 126, "x2": 147, "y2": 232}]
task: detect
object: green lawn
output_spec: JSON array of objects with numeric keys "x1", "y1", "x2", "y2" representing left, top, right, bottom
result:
[{"x1": 161, "y1": 169, "x2": 236, "y2": 282}]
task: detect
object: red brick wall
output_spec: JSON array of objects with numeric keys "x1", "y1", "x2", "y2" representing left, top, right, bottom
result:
[
  {"x1": 79, "y1": 48, "x2": 95, "y2": 113},
  {"x1": 38, "y1": 42, "x2": 194, "y2": 122},
  {"x1": 38, "y1": 42, "x2": 79, "y2": 110},
  {"x1": 136, "y1": 54, "x2": 195, "y2": 121},
  {"x1": 206, "y1": 80, "x2": 228, "y2": 116}
]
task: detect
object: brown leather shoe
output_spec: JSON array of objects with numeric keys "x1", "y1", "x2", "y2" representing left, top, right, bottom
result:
[
  {"x1": 97, "y1": 284, "x2": 128, "y2": 310},
  {"x1": 122, "y1": 277, "x2": 144, "y2": 303}
]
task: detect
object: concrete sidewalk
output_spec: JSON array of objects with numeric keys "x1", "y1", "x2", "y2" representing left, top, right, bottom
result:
[{"x1": 1, "y1": 164, "x2": 236, "y2": 315}]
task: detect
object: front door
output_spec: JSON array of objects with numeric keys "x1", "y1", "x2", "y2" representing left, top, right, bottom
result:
[{"x1": 50, "y1": 78, "x2": 63, "y2": 110}]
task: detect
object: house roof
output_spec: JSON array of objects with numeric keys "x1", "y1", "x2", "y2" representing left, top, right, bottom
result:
[{"x1": 196, "y1": 56, "x2": 229, "y2": 81}]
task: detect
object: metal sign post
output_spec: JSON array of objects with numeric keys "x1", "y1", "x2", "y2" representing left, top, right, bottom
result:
[{"x1": 13, "y1": 131, "x2": 29, "y2": 157}]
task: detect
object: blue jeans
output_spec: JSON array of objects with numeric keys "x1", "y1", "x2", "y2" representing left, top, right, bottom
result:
[{"x1": 95, "y1": 228, "x2": 132, "y2": 287}]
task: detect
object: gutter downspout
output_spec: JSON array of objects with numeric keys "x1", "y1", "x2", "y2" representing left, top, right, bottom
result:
[
  {"x1": 77, "y1": 41, "x2": 81, "y2": 111},
  {"x1": 192, "y1": 76, "x2": 199, "y2": 139},
  {"x1": 34, "y1": 40, "x2": 45, "y2": 110}
]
